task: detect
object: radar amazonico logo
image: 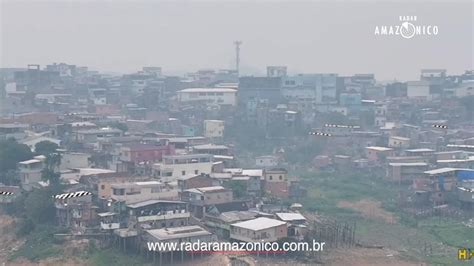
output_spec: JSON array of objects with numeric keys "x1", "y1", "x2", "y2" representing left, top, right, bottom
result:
[
  {"x1": 0, "y1": 191, "x2": 14, "y2": 196},
  {"x1": 374, "y1": 16, "x2": 439, "y2": 39}
]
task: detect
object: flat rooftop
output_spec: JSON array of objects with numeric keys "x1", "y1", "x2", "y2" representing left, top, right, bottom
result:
[
  {"x1": 179, "y1": 88, "x2": 237, "y2": 93},
  {"x1": 276, "y1": 212, "x2": 307, "y2": 222},
  {"x1": 19, "y1": 159, "x2": 41, "y2": 165},
  {"x1": 405, "y1": 148, "x2": 434, "y2": 153},
  {"x1": 424, "y1": 168, "x2": 460, "y2": 175},
  {"x1": 146, "y1": 225, "x2": 211, "y2": 240},
  {"x1": 127, "y1": 199, "x2": 185, "y2": 209},
  {"x1": 193, "y1": 144, "x2": 229, "y2": 150},
  {"x1": 231, "y1": 217, "x2": 286, "y2": 231},
  {"x1": 366, "y1": 146, "x2": 393, "y2": 152},
  {"x1": 389, "y1": 162, "x2": 428, "y2": 167}
]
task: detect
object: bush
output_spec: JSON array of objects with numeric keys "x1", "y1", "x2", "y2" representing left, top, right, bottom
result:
[{"x1": 15, "y1": 218, "x2": 35, "y2": 236}]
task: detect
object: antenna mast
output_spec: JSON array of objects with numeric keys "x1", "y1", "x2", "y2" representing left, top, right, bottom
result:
[{"x1": 234, "y1": 41, "x2": 242, "y2": 76}]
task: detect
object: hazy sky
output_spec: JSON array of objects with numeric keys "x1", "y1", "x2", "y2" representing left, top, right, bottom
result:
[{"x1": 1, "y1": 0, "x2": 473, "y2": 80}]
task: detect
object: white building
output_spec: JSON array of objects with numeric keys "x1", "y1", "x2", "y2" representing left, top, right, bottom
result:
[
  {"x1": 230, "y1": 217, "x2": 287, "y2": 242},
  {"x1": 267, "y1": 66, "x2": 287, "y2": 77},
  {"x1": 388, "y1": 136, "x2": 411, "y2": 148},
  {"x1": 454, "y1": 80, "x2": 474, "y2": 98},
  {"x1": 407, "y1": 81, "x2": 430, "y2": 99},
  {"x1": 420, "y1": 69, "x2": 446, "y2": 81},
  {"x1": 255, "y1": 155, "x2": 279, "y2": 168},
  {"x1": 60, "y1": 152, "x2": 91, "y2": 170},
  {"x1": 203, "y1": 120, "x2": 225, "y2": 139},
  {"x1": 177, "y1": 88, "x2": 237, "y2": 106},
  {"x1": 111, "y1": 181, "x2": 178, "y2": 203},
  {"x1": 19, "y1": 156, "x2": 46, "y2": 191},
  {"x1": 153, "y1": 154, "x2": 214, "y2": 182},
  {"x1": 145, "y1": 225, "x2": 213, "y2": 250}
]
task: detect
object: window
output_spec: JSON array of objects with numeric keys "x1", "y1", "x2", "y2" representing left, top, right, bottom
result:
[
  {"x1": 113, "y1": 188, "x2": 125, "y2": 195},
  {"x1": 182, "y1": 170, "x2": 186, "y2": 176},
  {"x1": 279, "y1": 175, "x2": 283, "y2": 180},
  {"x1": 269, "y1": 175, "x2": 273, "y2": 180},
  {"x1": 194, "y1": 170, "x2": 198, "y2": 174},
  {"x1": 100, "y1": 185, "x2": 105, "y2": 190}
]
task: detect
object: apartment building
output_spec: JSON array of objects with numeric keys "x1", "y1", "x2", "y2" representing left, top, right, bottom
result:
[
  {"x1": 181, "y1": 186, "x2": 233, "y2": 218},
  {"x1": 152, "y1": 154, "x2": 214, "y2": 182},
  {"x1": 111, "y1": 181, "x2": 178, "y2": 204},
  {"x1": 18, "y1": 155, "x2": 46, "y2": 191},
  {"x1": 230, "y1": 217, "x2": 287, "y2": 242},
  {"x1": 177, "y1": 88, "x2": 237, "y2": 106}
]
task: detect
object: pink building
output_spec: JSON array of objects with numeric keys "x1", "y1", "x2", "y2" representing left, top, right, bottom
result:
[{"x1": 120, "y1": 143, "x2": 175, "y2": 163}]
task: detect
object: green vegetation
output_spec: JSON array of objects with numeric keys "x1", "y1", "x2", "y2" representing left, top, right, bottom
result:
[
  {"x1": 35, "y1": 140, "x2": 59, "y2": 156},
  {"x1": 300, "y1": 171, "x2": 473, "y2": 265},
  {"x1": 6, "y1": 187, "x2": 60, "y2": 262},
  {"x1": 285, "y1": 139, "x2": 326, "y2": 165},
  {"x1": 0, "y1": 139, "x2": 33, "y2": 185},
  {"x1": 418, "y1": 218, "x2": 474, "y2": 248},
  {"x1": 300, "y1": 171, "x2": 397, "y2": 218},
  {"x1": 10, "y1": 225, "x2": 65, "y2": 261},
  {"x1": 34, "y1": 140, "x2": 62, "y2": 185},
  {"x1": 85, "y1": 246, "x2": 151, "y2": 266},
  {"x1": 224, "y1": 180, "x2": 247, "y2": 198},
  {"x1": 24, "y1": 188, "x2": 56, "y2": 224}
]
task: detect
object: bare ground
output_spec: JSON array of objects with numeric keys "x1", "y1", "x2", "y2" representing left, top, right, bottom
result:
[
  {"x1": 0, "y1": 214, "x2": 24, "y2": 264},
  {"x1": 338, "y1": 199, "x2": 397, "y2": 224}
]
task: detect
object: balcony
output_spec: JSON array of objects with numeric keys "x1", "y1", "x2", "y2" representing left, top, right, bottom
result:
[
  {"x1": 100, "y1": 222, "x2": 120, "y2": 230},
  {"x1": 137, "y1": 211, "x2": 190, "y2": 222}
]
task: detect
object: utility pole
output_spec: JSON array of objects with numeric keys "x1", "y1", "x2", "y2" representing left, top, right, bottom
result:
[{"x1": 234, "y1": 41, "x2": 242, "y2": 76}]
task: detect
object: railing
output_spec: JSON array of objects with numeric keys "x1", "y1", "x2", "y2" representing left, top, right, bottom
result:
[
  {"x1": 100, "y1": 222, "x2": 120, "y2": 230},
  {"x1": 137, "y1": 212, "x2": 190, "y2": 222}
]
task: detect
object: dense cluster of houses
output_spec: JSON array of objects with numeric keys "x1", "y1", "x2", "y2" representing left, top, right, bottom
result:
[{"x1": 0, "y1": 64, "x2": 473, "y2": 252}]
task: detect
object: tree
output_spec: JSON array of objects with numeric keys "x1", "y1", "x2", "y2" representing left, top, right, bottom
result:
[
  {"x1": 24, "y1": 188, "x2": 56, "y2": 224},
  {"x1": 35, "y1": 141, "x2": 59, "y2": 156},
  {"x1": 34, "y1": 141, "x2": 61, "y2": 186},
  {"x1": 224, "y1": 180, "x2": 247, "y2": 198},
  {"x1": 0, "y1": 139, "x2": 33, "y2": 185},
  {"x1": 41, "y1": 153, "x2": 61, "y2": 186},
  {"x1": 285, "y1": 138, "x2": 326, "y2": 165},
  {"x1": 108, "y1": 121, "x2": 128, "y2": 132}
]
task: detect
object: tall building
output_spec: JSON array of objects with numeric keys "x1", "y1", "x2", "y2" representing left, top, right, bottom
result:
[
  {"x1": 238, "y1": 77, "x2": 282, "y2": 105},
  {"x1": 267, "y1": 66, "x2": 287, "y2": 78},
  {"x1": 281, "y1": 74, "x2": 338, "y2": 105}
]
